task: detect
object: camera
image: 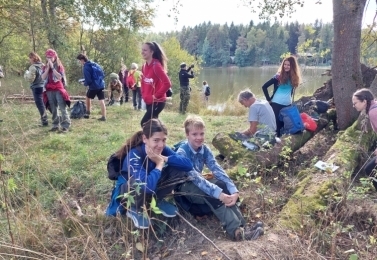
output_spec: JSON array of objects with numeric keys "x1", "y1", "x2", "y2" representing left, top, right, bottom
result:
[{"x1": 190, "y1": 64, "x2": 195, "y2": 68}]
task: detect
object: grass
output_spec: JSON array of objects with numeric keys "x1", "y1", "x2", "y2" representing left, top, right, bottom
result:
[{"x1": 0, "y1": 85, "x2": 250, "y2": 259}]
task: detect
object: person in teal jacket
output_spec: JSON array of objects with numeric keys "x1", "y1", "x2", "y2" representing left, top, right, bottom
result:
[{"x1": 106, "y1": 119, "x2": 193, "y2": 229}]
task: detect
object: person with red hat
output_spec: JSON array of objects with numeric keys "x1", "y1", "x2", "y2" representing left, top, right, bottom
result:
[{"x1": 41, "y1": 48, "x2": 71, "y2": 133}]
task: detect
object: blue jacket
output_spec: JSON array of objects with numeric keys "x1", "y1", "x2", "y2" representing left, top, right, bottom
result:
[
  {"x1": 83, "y1": 61, "x2": 103, "y2": 90},
  {"x1": 122, "y1": 143, "x2": 192, "y2": 193},
  {"x1": 176, "y1": 141, "x2": 238, "y2": 199}
]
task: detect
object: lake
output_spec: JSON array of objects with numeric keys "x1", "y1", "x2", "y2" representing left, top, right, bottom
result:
[{"x1": 196, "y1": 66, "x2": 331, "y2": 104}]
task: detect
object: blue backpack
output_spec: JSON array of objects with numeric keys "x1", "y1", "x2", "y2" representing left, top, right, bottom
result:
[
  {"x1": 279, "y1": 104, "x2": 305, "y2": 135},
  {"x1": 90, "y1": 62, "x2": 105, "y2": 89}
]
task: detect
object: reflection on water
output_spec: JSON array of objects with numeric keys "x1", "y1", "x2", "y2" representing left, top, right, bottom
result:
[{"x1": 197, "y1": 66, "x2": 331, "y2": 105}]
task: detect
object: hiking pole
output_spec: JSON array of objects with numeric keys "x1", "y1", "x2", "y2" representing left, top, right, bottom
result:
[{"x1": 175, "y1": 211, "x2": 232, "y2": 260}]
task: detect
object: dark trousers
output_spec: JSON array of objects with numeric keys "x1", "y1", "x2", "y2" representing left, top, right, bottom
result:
[
  {"x1": 364, "y1": 156, "x2": 377, "y2": 191},
  {"x1": 122, "y1": 166, "x2": 187, "y2": 210},
  {"x1": 132, "y1": 88, "x2": 142, "y2": 109},
  {"x1": 32, "y1": 87, "x2": 47, "y2": 124},
  {"x1": 140, "y1": 102, "x2": 165, "y2": 127},
  {"x1": 121, "y1": 84, "x2": 129, "y2": 103},
  {"x1": 270, "y1": 102, "x2": 289, "y2": 137}
]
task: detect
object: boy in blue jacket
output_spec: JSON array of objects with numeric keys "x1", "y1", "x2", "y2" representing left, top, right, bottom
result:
[{"x1": 175, "y1": 115, "x2": 264, "y2": 241}]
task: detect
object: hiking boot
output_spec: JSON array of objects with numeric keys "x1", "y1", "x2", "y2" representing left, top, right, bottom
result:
[
  {"x1": 98, "y1": 116, "x2": 106, "y2": 121},
  {"x1": 41, "y1": 121, "x2": 48, "y2": 127},
  {"x1": 157, "y1": 200, "x2": 177, "y2": 217},
  {"x1": 61, "y1": 127, "x2": 69, "y2": 133},
  {"x1": 49, "y1": 126, "x2": 59, "y2": 132},
  {"x1": 126, "y1": 208, "x2": 150, "y2": 229},
  {"x1": 83, "y1": 112, "x2": 90, "y2": 119}
]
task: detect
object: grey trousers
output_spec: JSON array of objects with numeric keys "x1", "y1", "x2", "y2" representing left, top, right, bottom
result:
[{"x1": 46, "y1": 91, "x2": 71, "y2": 129}]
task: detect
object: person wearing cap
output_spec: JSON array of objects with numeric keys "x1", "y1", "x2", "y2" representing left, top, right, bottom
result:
[
  {"x1": 107, "y1": 72, "x2": 123, "y2": 106},
  {"x1": 41, "y1": 49, "x2": 71, "y2": 133},
  {"x1": 178, "y1": 62, "x2": 194, "y2": 114},
  {"x1": 129, "y1": 63, "x2": 142, "y2": 110}
]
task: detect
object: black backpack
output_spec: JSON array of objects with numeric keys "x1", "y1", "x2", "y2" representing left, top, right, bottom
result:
[
  {"x1": 70, "y1": 101, "x2": 86, "y2": 119},
  {"x1": 205, "y1": 86, "x2": 210, "y2": 96}
]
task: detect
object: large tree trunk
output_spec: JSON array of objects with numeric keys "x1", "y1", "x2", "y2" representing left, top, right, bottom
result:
[{"x1": 332, "y1": 0, "x2": 366, "y2": 130}]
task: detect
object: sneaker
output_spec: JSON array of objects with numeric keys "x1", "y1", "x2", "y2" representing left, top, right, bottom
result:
[
  {"x1": 83, "y1": 113, "x2": 90, "y2": 119},
  {"x1": 249, "y1": 221, "x2": 264, "y2": 231},
  {"x1": 49, "y1": 126, "x2": 59, "y2": 132},
  {"x1": 234, "y1": 226, "x2": 264, "y2": 241},
  {"x1": 244, "y1": 226, "x2": 264, "y2": 240},
  {"x1": 126, "y1": 208, "x2": 150, "y2": 229},
  {"x1": 156, "y1": 200, "x2": 177, "y2": 217},
  {"x1": 61, "y1": 127, "x2": 69, "y2": 133},
  {"x1": 98, "y1": 116, "x2": 106, "y2": 121},
  {"x1": 41, "y1": 122, "x2": 48, "y2": 127}
]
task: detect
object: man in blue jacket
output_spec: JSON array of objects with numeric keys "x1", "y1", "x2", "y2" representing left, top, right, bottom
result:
[
  {"x1": 178, "y1": 63, "x2": 194, "y2": 114},
  {"x1": 77, "y1": 54, "x2": 107, "y2": 121}
]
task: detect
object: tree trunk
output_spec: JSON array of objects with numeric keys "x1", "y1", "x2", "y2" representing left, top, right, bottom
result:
[
  {"x1": 332, "y1": 0, "x2": 366, "y2": 130},
  {"x1": 278, "y1": 116, "x2": 376, "y2": 230}
]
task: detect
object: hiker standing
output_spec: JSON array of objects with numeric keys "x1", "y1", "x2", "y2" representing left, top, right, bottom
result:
[
  {"x1": 178, "y1": 63, "x2": 194, "y2": 114},
  {"x1": 41, "y1": 49, "x2": 71, "y2": 132},
  {"x1": 175, "y1": 115, "x2": 264, "y2": 241},
  {"x1": 262, "y1": 56, "x2": 302, "y2": 137},
  {"x1": 105, "y1": 119, "x2": 192, "y2": 229},
  {"x1": 140, "y1": 41, "x2": 171, "y2": 127},
  {"x1": 352, "y1": 88, "x2": 377, "y2": 191},
  {"x1": 76, "y1": 54, "x2": 107, "y2": 121},
  {"x1": 119, "y1": 64, "x2": 129, "y2": 104},
  {"x1": 202, "y1": 80, "x2": 210, "y2": 103},
  {"x1": 26, "y1": 52, "x2": 48, "y2": 126},
  {"x1": 128, "y1": 63, "x2": 142, "y2": 110}
]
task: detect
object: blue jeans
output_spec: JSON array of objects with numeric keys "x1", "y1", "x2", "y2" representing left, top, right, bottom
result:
[
  {"x1": 32, "y1": 87, "x2": 47, "y2": 124},
  {"x1": 46, "y1": 91, "x2": 71, "y2": 129},
  {"x1": 132, "y1": 88, "x2": 142, "y2": 109}
]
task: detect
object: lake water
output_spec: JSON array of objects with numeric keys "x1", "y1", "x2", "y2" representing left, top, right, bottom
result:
[{"x1": 196, "y1": 66, "x2": 331, "y2": 104}]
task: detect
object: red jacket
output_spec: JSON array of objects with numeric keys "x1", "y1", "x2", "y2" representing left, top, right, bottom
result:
[{"x1": 141, "y1": 59, "x2": 171, "y2": 104}]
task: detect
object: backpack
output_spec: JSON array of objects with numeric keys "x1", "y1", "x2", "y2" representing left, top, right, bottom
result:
[
  {"x1": 90, "y1": 62, "x2": 105, "y2": 89},
  {"x1": 279, "y1": 104, "x2": 305, "y2": 135},
  {"x1": 126, "y1": 71, "x2": 136, "y2": 90},
  {"x1": 205, "y1": 86, "x2": 210, "y2": 96},
  {"x1": 70, "y1": 101, "x2": 87, "y2": 119}
]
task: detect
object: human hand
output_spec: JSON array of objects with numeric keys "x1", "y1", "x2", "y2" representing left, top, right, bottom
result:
[
  {"x1": 219, "y1": 192, "x2": 232, "y2": 205},
  {"x1": 146, "y1": 147, "x2": 164, "y2": 166},
  {"x1": 225, "y1": 193, "x2": 239, "y2": 207}
]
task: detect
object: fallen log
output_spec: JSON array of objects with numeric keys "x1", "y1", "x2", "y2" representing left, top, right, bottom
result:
[
  {"x1": 212, "y1": 117, "x2": 330, "y2": 170},
  {"x1": 278, "y1": 116, "x2": 377, "y2": 230}
]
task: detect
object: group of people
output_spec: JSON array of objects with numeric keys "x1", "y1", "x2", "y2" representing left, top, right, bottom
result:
[
  {"x1": 106, "y1": 115, "x2": 264, "y2": 241},
  {"x1": 23, "y1": 41, "x2": 175, "y2": 131}
]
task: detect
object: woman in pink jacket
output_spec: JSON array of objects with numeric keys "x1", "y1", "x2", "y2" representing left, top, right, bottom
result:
[
  {"x1": 140, "y1": 41, "x2": 171, "y2": 127},
  {"x1": 352, "y1": 88, "x2": 377, "y2": 191}
]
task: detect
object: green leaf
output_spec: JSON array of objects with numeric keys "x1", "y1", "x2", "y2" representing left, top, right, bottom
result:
[{"x1": 349, "y1": 254, "x2": 358, "y2": 260}]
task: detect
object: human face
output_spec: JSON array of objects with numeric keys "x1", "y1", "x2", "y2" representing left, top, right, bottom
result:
[
  {"x1": 141, "y1": 44, "x2": 153, "y2": 62},
  {"x1": 352, "y1": 95, "x2": 367, "y2": 112},
  {"x1": 283, "y1": 60, "x2": 291, "y2": 72},
  {"x1": 186, "y1": 126, "x2": 205, "y2": 151},
  {"x1": 143, "y1": 131, "x2": 166, "y2": 155}
]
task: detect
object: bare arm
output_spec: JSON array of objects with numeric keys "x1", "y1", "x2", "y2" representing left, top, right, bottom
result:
[{"x1": 242, "y1": 121, "x2": 258, "y2": 136}]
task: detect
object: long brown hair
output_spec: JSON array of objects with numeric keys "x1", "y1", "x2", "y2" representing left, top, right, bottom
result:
[
  {"x1": 29, "y1": 52, "x2": 42, "y2": 63},
  {"x1": 144, "y1": 41, "x2": 168, "y2": 72},
  {"x1": 115, "y1": 119, "x2": 168, "y2": 159},
  {"x1": 277, "y1": 56, "x2": 301, "y2": 89}
]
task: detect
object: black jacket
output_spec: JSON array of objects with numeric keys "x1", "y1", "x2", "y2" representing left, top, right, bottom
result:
[{"x1": 178, "y1": 67, "x2": 194, "y2": 87}]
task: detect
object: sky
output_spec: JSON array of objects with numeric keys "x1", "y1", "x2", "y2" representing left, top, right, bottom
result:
[{"x1": 151, "y1": 0, "x2": 377, "y2": 32}]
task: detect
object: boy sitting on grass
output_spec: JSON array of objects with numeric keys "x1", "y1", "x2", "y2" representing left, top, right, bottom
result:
[{"x1": 175, "y1": 115, "x2": 264, "y2": 241}]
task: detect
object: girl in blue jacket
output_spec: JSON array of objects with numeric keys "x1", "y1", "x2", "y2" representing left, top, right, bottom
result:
[{"x1": 106, "y1": 119, "x2": 193, "y2": 229}]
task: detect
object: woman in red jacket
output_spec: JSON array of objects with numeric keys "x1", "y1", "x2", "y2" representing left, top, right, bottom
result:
[{"x1": 140, "y1": 41, "x2": 171, "y2": 127}]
